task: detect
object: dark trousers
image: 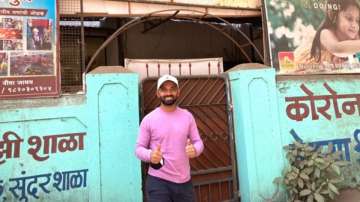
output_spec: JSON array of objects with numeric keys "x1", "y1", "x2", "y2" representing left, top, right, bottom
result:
[{"x1": 146, "y1": 175, "x2": 195, "y2": 202}]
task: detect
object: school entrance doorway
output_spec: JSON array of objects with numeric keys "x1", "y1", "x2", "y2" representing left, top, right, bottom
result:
[
  {"x1": 141, "y1": 76, "x2": 238, "y2": 201},
  {"x1": 73, "y1": 7, "x2": 264, "y2": 201}
]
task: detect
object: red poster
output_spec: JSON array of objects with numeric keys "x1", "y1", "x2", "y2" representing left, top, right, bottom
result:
[
  {"x1": 278, "y1": 51, "x2": 295, "y2": 73},
  {"x1": 0, "y1": 0, "x2": 59, "y2": 99}
]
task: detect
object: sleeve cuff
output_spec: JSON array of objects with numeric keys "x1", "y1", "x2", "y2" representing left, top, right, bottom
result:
[{"x1": 146, "y1": 149, "x2": 152, "y2": 162}]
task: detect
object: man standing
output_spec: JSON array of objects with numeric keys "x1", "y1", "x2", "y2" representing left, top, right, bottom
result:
[{"x1": 135, "y1": 74, "x2": 204, "y2": 202}]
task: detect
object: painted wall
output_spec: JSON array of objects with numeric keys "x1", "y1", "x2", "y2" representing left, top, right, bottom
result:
[
  {"x1": 227, "y1": 68, "x2": 285, "y2": 202},
  {"x1": 227, "y1": 68, "x2": 360, "y2": 202},
  {"x1": 0, "y1": 67, "x2": 142, "y2": 202},
  {"x1": 277, "y1": 75, "x2": 360, "y2": 154}
]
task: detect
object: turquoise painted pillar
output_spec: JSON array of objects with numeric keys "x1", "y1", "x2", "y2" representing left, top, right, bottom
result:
[
  {"x1": 86, "y1": 68, "x2": 142, "y2": 202},
  {"x1": 227, "y1": 68, "x2": 285, "y2": 202}
]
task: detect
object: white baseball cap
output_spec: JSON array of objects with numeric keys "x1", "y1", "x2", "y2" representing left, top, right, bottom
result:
[{"x1": 157, "y1": 74, "x2": 178, "y2": 90}]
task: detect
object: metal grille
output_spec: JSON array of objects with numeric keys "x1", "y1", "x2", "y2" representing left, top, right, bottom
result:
[
  {"x1": 59, "y1": 0, "x2": 84, "y2": 93},
  {"x1": 60, "y1": 17, "x2": 83, "y2": 93},
  {"x1": 141, "y1": 76, "x2": 238, "y2": 202},
  {"x1": 59, "y1": 0, "x2": 81, "y2": 15}
]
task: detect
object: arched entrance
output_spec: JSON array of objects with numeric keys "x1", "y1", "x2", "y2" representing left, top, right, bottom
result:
[
  {"x1": 85, "y1": 9, "x2": 263, "y2": 201},
  {"x1": 85, "y1": 9, "x2": 263, "y2": 73}
]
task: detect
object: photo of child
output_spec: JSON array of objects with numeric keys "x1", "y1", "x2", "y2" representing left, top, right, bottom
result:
[{"x1": 265, "y1": 0, "x2": 360, "y2": 74}]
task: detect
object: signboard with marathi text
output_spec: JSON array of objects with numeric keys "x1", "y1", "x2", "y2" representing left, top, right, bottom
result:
[
  {"x1": 264, "y1": 0, "x2": 360, "y2": 74},
  {"x1": 0, "y1": 0, "x2": 59, "y2": 99},
  {"x1": 0, "y1": 121, "x2": 88, "y2": 201},
  {"x1": 279, "y1": 79, "x2": 360, "y2": 163},
  {"x1": 0, "y1": 71, "x2": 142, "y2": 201}
]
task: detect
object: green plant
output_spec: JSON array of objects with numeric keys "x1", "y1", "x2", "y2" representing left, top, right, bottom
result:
[
  {"x1": 277, "y1": 141, "x2": 348, "y2": 202},
  {"x1": 338, "y1": 161, "x2": 360, "y2": 190}
]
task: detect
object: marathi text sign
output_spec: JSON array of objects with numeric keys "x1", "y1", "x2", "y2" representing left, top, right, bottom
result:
[
  {"x1": 0, "y1": 131, "x2": 87, "y2": 201},
  {"x1": 264, "y1": 0, "x2": 360, "y2": 74},
  {"x1": 278, "y1": 80, "x2": 360, "y2": 164},
  {"x1": 0, "y1": 0, "x2": 59, "y2": 98}
]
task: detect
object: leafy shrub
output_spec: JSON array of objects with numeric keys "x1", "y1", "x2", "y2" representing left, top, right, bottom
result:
[{"x1": 277, "y1": 141, "x2": 348, "y2": 202}]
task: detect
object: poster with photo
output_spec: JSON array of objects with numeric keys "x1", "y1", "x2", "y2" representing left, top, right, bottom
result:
[
  {"x1": 264, "y1": 0, "x2": 360, "y2": 74},
  {"x1": 10, "y1": 52, "x2": 53, "y2": 75},
  {"x1": 0, "y1": 52, "x2": 8, "y2": 76},
  {"x1": 0, "y1": 0, "x2": 58, "y2": 99},
  {"x1": 27, "y1": 19, "x2": 52, "y2": 50}
]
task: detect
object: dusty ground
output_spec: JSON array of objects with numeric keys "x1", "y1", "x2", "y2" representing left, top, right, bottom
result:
[{"x1": 331, "y1": 188, "x2": 360, "y2": 202}]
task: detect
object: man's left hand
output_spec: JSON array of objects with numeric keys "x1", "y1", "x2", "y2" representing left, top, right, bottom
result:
[{"x1": 186, "y1": 139, "x2": 196, "y2": 158}]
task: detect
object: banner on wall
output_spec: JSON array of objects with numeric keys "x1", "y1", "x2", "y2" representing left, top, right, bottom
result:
[
  {"x1": 125, "y1": 58, "x2": 223, "y2": 81},
  {"x1": 0, "y1": 0, "x2": 59, "y2": 99},
  {"x1": 264, "y1": 0, "x2": 360, "y2": 74}
]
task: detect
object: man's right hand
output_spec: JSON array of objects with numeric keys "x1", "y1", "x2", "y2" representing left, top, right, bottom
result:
[{"x1": 150, "y1": 145, "x2": 162, "y2": 164}]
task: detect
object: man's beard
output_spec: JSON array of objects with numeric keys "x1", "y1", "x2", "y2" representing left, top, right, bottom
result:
[{"x1": 160, "y1": 96, "x2": 177, "y2": 106}]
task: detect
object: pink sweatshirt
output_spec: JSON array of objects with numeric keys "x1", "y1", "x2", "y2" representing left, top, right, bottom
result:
[{"x1": 135, "y1": 107, "x2": 204, "y2": 183}]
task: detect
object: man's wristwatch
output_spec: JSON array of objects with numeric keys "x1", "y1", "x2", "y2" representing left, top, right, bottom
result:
[{"x1": 150, "y1": 158, "x2": 164, "y2": 170}]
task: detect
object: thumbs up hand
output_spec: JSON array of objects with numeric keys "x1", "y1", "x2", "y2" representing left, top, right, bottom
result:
[
  {"x1": 186, "y1": 139, "x2": 196, "y2": 159},
  {"x1": 150, "y1": 145, "x2": 163, "y2": 164}
]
